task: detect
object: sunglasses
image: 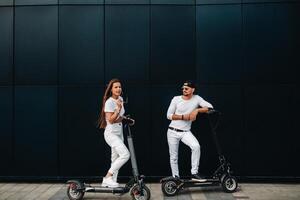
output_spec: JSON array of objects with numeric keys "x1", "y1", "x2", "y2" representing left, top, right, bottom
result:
[{"x1": 182, "y1": 87, "x2": 190, "y2": 91}]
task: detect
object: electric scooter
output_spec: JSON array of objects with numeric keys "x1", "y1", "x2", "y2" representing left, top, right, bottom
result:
[
  {"x1": 67, "y1": 117, "x2": 151, "y2": 200},
  {"x1": 160, "y1": 109, "x2": 238, "y2": 196}
]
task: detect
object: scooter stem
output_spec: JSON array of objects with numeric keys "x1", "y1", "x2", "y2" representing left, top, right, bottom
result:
[{"x1": 126, "y1": 125, "x2": 140, "y2": 179}]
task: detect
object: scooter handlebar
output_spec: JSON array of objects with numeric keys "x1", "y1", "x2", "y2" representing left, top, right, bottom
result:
[{"x1": 207, "y1": 109, "x2": 220, "y2": 115}]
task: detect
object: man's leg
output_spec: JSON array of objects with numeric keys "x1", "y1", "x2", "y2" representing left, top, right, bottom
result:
[
  {"x1": 167, "y1": 130, "x2": 181, "y2": 177},
  {"x1": 181, "y1": 131, "x2": 201, "y2": 175}
]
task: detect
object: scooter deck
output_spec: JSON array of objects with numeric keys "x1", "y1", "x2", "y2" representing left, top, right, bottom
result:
[
  {"x1": 84, "y1": 185, "x2": 129, "y2": 193},
  {"x1": 182, "y1": 179, "x2": 220, "y2": 188},
  {"x1": 181, "y1": 178, "x2": 220, "y2": 183},
  {"x1": 182, "y1": 178, "x2": 220, "y2": 184}
]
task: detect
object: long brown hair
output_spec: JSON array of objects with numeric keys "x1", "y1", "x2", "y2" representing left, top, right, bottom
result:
[{"x1": 97, "y1": 78, "x2": 121, "y2": 129}]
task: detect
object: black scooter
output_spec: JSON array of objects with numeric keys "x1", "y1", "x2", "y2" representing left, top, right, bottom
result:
[
  {"x1": 67, "y1": 117, "x2": 151, "y2": 200},
  {"x1": 160, "y1": 109, "x2": 238, "y2": 196}
]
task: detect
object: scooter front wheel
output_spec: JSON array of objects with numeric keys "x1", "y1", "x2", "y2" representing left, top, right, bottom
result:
[
  {"x1": 67, "y1": 182, "x2": 84, "y2": 200},
  {"x1": 221, "y1": 175, "x2": 238, "y2": 193},
  {"x1": 130, "y1": 184, "x2": 151, "y2": 200},
  {"x1": 161, "y1": 180, "x2": 178, "y2": 196}
]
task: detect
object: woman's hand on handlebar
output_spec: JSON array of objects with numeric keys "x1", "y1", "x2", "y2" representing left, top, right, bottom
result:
[
  {"x1": 123, "y1": 116, "x2": 135, "y2": 126},
  {"x1": 128, "y1": 118, "x2": 135, "y2": 126}
]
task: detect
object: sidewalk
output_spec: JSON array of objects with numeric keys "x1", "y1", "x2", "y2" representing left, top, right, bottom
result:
[{"x1": 1, "y1": 182, "x2": 300, "y2": 200}]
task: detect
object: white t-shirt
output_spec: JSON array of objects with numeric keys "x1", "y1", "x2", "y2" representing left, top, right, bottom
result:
[
  {"x1": 104, "y1": 96, "x2": 125, "y2": 125},
  {"x1": 167, "y1": 95, "x2": 213, "y2": 131}
]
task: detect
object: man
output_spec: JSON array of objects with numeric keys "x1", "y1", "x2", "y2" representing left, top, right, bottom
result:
[{"x1": 166, "y1": 80, "x2": 213, "y2": 181}]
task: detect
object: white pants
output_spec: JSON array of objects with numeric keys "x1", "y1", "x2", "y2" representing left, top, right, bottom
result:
[
  {"x1": 167, "y1": 129, "x2": 201, "y2": 177},
  {"x1": 104, "y1": 123, "x2": 130, "y2": 179}
]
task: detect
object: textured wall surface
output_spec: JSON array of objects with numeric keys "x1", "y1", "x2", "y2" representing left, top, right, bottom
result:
[{"x1": 0, "y1": 0, "x2": 299, "y2": 180}]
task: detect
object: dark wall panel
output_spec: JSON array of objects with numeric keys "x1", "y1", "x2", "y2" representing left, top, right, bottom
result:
[
  {"x1": 243, "y1": 0, "x2": 298, "y2": 3},
  {"x1": 151, "y1": 6, "x2": 196, "y2": 84},
  {"x1": 14, "y1": 86, "x2": 58, "y2": 176},
  {"x1": 59, "y1": 87, "x2": 104, "y2": 176},
  {"x1": 150, "y1": 85, "x2": 179, "y2": 176},
  {"x1": 152, "y1": 0, "x2": 194, "y2": 4},
  {"x1": 60, "y1": 0, "x2": 104, "y2": 4},
  {"x1": 243, "y1": 3, "x2": 298, "y2": 84},
  {"x1": 194, "y1": 85, "x2": 244, "y2": 175},
  {"x1": 0, "y1": 87, "x2": 13, "y2": 175},
  {"x1": 0, "y1": 7, "x2": 13, "y2": 85},
  {"x1": 105, "y1": 5, "x2": 149, "y2": 83},
  {"x1": 0, "y1": 0, "x2": 13, "y2": 6},
  {"x1": 15, "y1": 6, "x2": 58, "y2": 84},
  {"x1": 120, "y1": 85, "x2": 151, "y2": 175},
  {"x1": 244, "y1": 85, "x2": 296, "y2": 176},
  {"x1": 15, "y1": 0, "x2": 57, "y2": 5},
  {"x1": 0, "y1": 1, "x2": 298, "y2": 179},
  {"x1": 196, "y1": 5, "x2": 242, "y2": 84},
  {"x1": 197, "y1": 0, "x2": 241, "y2": 4},
  {"x1": 59, "y1": 5, "x2": 104, "y2": 85},
  {"x1": 106, "y1": 0, "x2": 148, "y2": 4}
]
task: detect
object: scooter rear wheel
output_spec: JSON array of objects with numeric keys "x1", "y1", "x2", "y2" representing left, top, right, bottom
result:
[
  {"x1": 67, "y1": 182, "x2": 84, "y2": 200},
  {"x1": 221, "y1": 175, "x2": 238, "y2": 193},
  {"x1": 161, "y1": 180, "x2": 178, "y2": 196},
  {"x1": 130, "y1": 184, "x2": 151, "y2": 200}
]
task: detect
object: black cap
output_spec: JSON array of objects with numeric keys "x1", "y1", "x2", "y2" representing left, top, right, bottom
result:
[{"x1": 182, "y1": 80, "x2": 196, "y2": 88}]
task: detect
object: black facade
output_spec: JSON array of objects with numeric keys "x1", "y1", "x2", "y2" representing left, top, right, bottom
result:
[{"x1": 0, "y1": 0, "x2": 299, "y2": 180}]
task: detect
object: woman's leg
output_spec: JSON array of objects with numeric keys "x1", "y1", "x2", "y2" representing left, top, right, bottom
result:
[
  {"x1": 108, "y1": 140, "x2": 130, "y2": 174},
  {"x1": 104, "y1": 132, "x2": 130, "y2": 175},
  {"x1": 111, "y1": 147, "x2": 119, "y2": 182}
]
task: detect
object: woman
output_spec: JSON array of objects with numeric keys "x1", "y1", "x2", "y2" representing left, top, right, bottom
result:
[{"x1": 97, "y1": 78, "x2": 130, "y2": 188}]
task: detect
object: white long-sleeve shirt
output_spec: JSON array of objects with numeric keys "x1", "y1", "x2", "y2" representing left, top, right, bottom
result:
[{"x1": 167, "y1": 95, "x2": 213, "y2": 131}]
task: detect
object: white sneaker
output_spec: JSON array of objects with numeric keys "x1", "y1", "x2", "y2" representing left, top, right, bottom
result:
[{"x1": 101, "y1": 176, "x2": 119, "y2": 188}]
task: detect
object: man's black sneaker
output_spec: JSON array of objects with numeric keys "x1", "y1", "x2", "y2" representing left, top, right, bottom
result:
[
  {"x1": 174, "y1": 175, "x2": 180, "y2": 179},
  {"x1": 191, "y1": 174, "x2": 207, "y2": 182}
]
